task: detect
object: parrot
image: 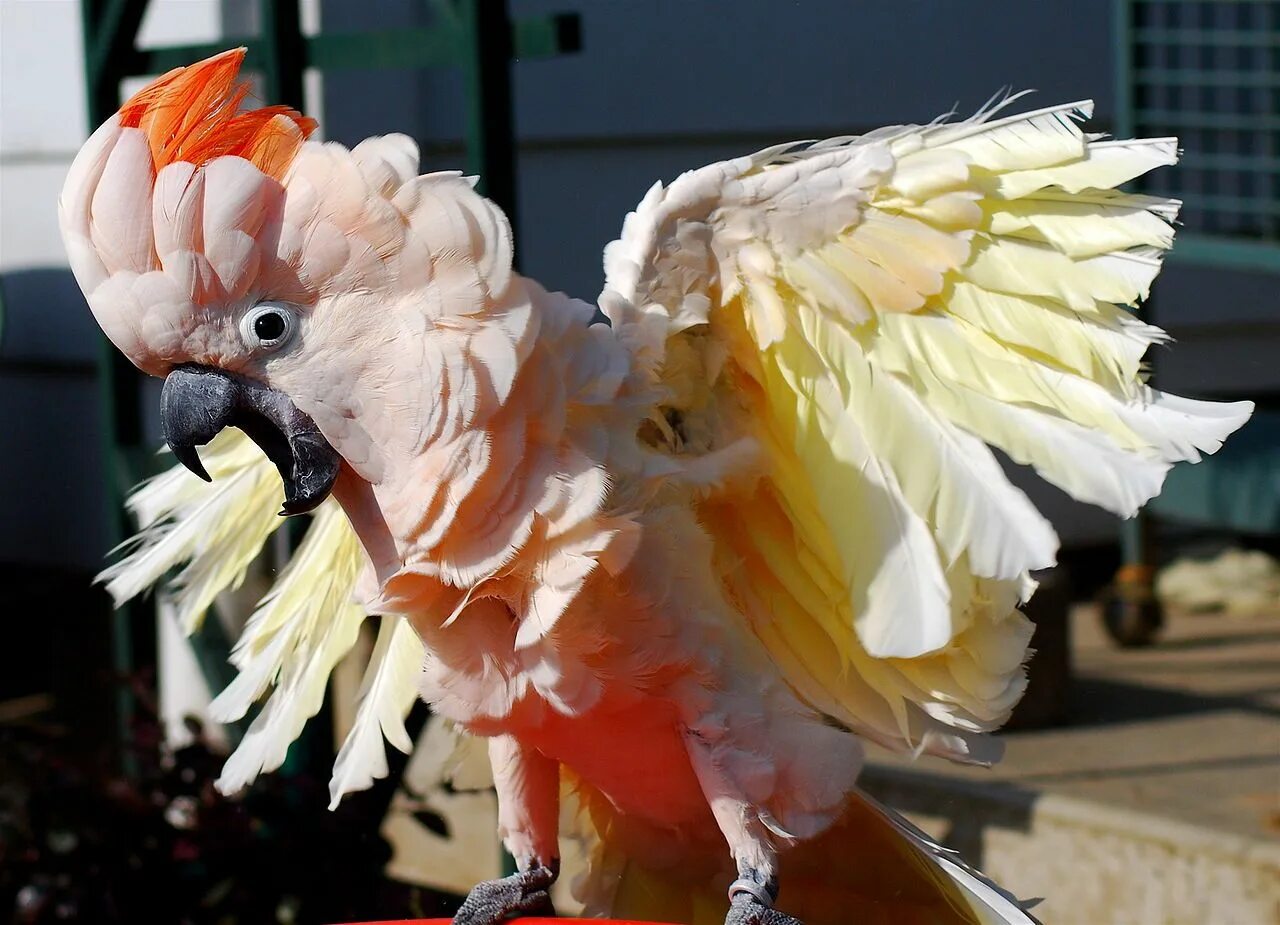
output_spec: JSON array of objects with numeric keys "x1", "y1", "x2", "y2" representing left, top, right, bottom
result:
[{"x1": 60, "y1": 48, "x2": 1253, "y2": 925}]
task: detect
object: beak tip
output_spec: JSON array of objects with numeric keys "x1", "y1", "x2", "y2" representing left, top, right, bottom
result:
[
  {"x1": 169, "y1": 442, "x2": 212, "y2": 482},
  {"x1": 278, "y1": 492, "x2": 324, "y2": 517}
]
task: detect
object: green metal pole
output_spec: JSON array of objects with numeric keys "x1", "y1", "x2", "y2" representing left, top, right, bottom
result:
[
  {"x1": 1115, "y1": 0, "x2": 1147, "y2": 572},
  {"x1": 1109, "y1": 0, "x2": 1162, "y2": 645},
  {"x1": 79, "y1": 0, "x2": 152, "y2": 773},
  {"x1": 259, "y1": 0, "x2": 306, "y2": 110},
  {"x1": 459, "y1": 0, "x2": 520, "y2": 876},
  {"x1": 1114, "y1": 0, "x2": 1144, "y2": 567},
  {"x1": 459, "y1": 0, "x2": 519, "y2": 237},
  {"x1": 1113, "y1": 0, "x2": 1134, "y2": 140}
]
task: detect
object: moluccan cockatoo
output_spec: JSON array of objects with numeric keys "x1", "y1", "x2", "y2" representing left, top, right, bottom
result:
[{"x1": 61, "y1": 49, "x2": 1251, "y2": 925}]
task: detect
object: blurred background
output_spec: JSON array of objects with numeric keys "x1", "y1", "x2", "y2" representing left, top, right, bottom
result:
[{"x1": 0, "y1": 1, "x2": 1277, "y2": 923}]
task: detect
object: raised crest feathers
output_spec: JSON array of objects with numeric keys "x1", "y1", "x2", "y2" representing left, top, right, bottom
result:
[{"x1": 117, "y1": 47, "x2": 316, "y2": 180}]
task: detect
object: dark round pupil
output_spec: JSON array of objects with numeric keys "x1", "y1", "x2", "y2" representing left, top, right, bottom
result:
[{"x1": 254, "y1": 312, "x2": 286, "y2": 341}]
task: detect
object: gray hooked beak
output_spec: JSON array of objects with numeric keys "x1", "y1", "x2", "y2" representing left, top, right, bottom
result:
[{"x1": 160, "y1": 365, "x2": 341, "y2": 516}]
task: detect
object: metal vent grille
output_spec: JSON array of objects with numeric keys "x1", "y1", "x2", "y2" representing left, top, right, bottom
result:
[{"x1": 1117, "y1": 0, "x2": 1280, "y2": 270}]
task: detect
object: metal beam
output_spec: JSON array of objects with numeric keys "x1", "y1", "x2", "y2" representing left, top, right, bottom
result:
[
  {"x1": 79, "y1": 0, "x2": 153, "y2": 776},
  {"x1": 460, "y1": 0, "x2": 517, "y2": 222},
  {"x1": 1170, "y1": 234, "x2": 1280, "y2": 274},
  {"x1": 259, "y1": 0, "x2": 306, "y2": 110},
  {"x1": 85, "y1": 0, "x2": 149, "y2": 89},
  {"x1": 124, "y1": 17, "x2": 579, "y2": 79}
]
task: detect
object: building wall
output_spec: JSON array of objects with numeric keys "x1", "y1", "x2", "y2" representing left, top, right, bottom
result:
[
  {"x1": 0, "y1": 0, "x2": 1272, "y2": 571},
  {"x1": 0, "y1": 0, "x2": 227, "y2": 569}
]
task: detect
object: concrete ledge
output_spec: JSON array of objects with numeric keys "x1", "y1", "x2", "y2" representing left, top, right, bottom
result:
[{"x1": 861, "y1": 764, "x2": 1280, "y2": 925}]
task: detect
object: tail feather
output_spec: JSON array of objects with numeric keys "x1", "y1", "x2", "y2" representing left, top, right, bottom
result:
[
  {"x1": 570, "y1": 778, "x2": 1036, "y2": 925},
  {"x1": 859, "y1": 790, "x2": 1040, "y2": 925}
]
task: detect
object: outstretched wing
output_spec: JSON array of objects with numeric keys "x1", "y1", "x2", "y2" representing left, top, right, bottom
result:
[
  {"x1": 601, "y1": 98, "x2": 1253, "y2": 762},
  {"x1": 102, "y1": 428, "x2": 424, "y2": 804}
]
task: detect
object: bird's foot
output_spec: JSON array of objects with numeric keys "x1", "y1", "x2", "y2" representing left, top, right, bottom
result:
[
  {"x1": 451, "y1": 860, "x2": 558, "y2": 925},
  {"x1": 724, "y1": 873, "x2": 803, "y2": 925}
]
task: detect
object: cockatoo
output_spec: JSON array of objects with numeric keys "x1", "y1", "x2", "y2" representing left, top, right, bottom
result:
[{"x1": 61, "y1": 49, "x2": 1251, "y2": 925}]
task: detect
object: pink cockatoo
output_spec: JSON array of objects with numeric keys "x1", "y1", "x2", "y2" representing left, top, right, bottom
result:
[{"x1": 61, "y1": 49, "x2": 1251, "y2": 925}]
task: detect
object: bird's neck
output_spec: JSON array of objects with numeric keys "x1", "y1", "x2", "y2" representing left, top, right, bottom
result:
[{"x1": 332, "y1": 274, "x2": 640, "y2": 617}]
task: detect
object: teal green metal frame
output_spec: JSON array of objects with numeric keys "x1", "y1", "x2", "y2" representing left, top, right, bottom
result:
[
  {"x1": 78, "y1": 0, "x2": 580, "y2": 769},
  {"x1": 81, "y1": 0, "x2": 580, "y2": 203},
  {"x1": 1112, "y1": 0, "x2": 1277, "y2": 619},
  {"x1": 1115, "y1": 0, "x2": 1280, "y2": 274}
]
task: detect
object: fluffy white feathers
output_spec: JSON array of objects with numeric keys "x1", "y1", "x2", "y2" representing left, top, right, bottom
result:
[{"x1": 99, "y1": 429, "x2": 421, "y2": 805}]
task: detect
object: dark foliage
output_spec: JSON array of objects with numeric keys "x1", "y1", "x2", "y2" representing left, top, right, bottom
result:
[{"x1": 0, "y1": 699, "x2": 453, "y2": 924}]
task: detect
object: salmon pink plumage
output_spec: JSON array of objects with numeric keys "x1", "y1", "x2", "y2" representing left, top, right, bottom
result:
[{"x1": 63, "y1": 50, "x2": 1252, "y2": 925}]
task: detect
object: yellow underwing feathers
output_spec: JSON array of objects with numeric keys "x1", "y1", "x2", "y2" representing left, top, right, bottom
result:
[
  {"x1": 99, "y1": 429, "x2": 420, "y2": 804},
  {"x1": 600, "y1": 95, "x2": 1252, "y2": 762}
]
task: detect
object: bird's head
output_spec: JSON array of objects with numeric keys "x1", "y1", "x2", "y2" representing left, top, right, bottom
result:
[{"x1": 60, "y1": 49, "x2": 523, "y2": 525}]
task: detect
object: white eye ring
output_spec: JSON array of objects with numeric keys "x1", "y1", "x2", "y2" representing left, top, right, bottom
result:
[{"x1": 240, "y1": 303, "x2": 297, "y2": 352}]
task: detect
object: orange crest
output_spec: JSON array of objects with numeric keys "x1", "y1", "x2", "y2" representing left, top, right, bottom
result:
[{"x1": 118, "y1": 48, "x2": 317, "y2": 181}]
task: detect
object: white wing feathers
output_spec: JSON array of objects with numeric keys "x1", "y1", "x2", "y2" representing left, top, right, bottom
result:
[
  {"x1": 99, "y1": 429, "x2": 420, "y2": 805},
  {"x1": 209, "y1": 502, "x2": 367, "y2": 794},
  {"x1": 100, "y1": 432, "x2": 283, "y2": 632},
  {"x1": 328, "y1": 615, "x2": 425, "y2": 809}
]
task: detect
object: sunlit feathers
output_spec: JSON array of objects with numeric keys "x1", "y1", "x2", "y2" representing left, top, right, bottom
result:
[{"x1": 117, "y1": 47, "x2": 316, "y2": 181}]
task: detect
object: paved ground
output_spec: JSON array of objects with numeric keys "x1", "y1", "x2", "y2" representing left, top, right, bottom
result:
[{"x1": 868, "y1": 604, "x2": 1280, "y2": 843}]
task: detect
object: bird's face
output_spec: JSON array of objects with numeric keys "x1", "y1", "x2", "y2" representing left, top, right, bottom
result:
[
  {"x1": 59, "y1": 49, "x2": 437, "y2": 516},
  {"x1": 62, "y1": 46, "x2": 529, "y2": 571},
  {"x1": 58, "y1": 49, "x2": 334, "y2": 512}
]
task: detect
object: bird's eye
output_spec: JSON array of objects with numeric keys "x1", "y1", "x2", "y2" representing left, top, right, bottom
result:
[{"x1": 240, "y1": 304, "x2": 297, "y2": 352}]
